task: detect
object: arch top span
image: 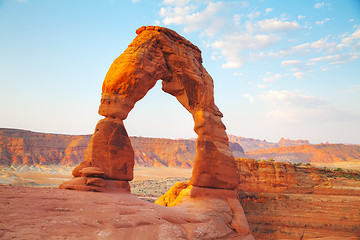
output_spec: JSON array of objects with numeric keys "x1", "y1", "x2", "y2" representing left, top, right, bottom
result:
[
  {"x1": 99, "y1": 26, "x2": 217, "y2": 120},
  {"x1": 61, "y1": 26, "x2": 239, "y2": 191}
]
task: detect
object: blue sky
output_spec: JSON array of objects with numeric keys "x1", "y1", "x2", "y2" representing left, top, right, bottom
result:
[{"x1": 0, "y1": 0, "x2": 359, "y2": 144}]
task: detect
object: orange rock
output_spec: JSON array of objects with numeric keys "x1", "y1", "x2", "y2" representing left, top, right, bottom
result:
[
  {"x1": 100, "y1": 26, "x2": 238, "y2": 189},
  {"x1": 155, "y1": 183, "x2": 253, "y2": 238},
  {"x1": 63, "y1": 26, "x2": 238, "y2": 190}
]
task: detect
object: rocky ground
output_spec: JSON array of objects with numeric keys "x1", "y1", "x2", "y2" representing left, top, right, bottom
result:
[
  {"x1": 1, "y1": 163, "x2": 360, "y2": 239},
  {"x1": 0, "y1": 185, "x2": 255, "y2": 240}
]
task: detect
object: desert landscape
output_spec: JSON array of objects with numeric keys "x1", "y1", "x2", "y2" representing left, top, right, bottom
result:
[
  {"x1": 1, "y1": 1, "x2": 360, "y2": 239},
  {"x1": 1, "y1": 127, "x2": 360, "y2": 239}
]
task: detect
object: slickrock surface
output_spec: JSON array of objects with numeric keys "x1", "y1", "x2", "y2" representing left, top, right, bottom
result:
[{"x1": 0, "y1": 186, "x2": 253, "y2": 240}]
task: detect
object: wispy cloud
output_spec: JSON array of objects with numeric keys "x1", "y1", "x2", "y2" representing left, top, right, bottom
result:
[
  {"x1": 160, "y1": 1, "x2": 225, "y2": 34},
  {"x1": 243, "y1": 93, "x2": 254, "y2": 102},
  {"x1": 309, "y1": 52, "x2": 360, "y2": 65},
  {"x1": 263, "y1": 73, "x2": 281, "y2": 83},
  {"x1": 281, "y1": 60, "x2": 302, "y2": 66},
  {"x1": 265, "y1": 8, "x2": 273, "y2": 13},
  {"x1": 313, "y1": 2, "x2": 325, "y2": 9},
  {"x1": 316, "y1": 18, "x2": 330, "y2": 25},
  {"x1": 257, "y1": 18, "x2": 300, "y2": 32},
  {"x1": 212, "y1": 32, "x2": 281, "y2": 68},
  {"x1": 158, "y1": 0, "x2": 359, "y2": 76},
  {"x1": 313, "y1": 1, "x2": 331, "y2": 10},
  {"x1": 258, "y1": 90, "x2": 358, "y2": 122},
  {"x1": 293, "y1": 72, "x2": 304, "y2": 79}
]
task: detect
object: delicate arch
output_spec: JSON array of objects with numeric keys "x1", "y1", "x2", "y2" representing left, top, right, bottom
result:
[{"x1": 69, "y1": 26, "x2": 238, "y2": 190}]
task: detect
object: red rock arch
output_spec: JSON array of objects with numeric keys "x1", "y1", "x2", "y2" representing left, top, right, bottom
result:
[{"x1": 62, "y1": 26, "x2": 239, "y2": 191}]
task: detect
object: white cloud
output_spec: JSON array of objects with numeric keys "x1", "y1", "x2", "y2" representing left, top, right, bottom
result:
[
  {"x1": 163, "y1": 0, "x2": 189, "y2": 6},
  {"x1": 309, "y1": 52, "x2": 360, "y2": 65},
  {"x1": 313, "y1": 2, "x2": 331, "y2": 10},
  {"x1": 313, "y1": 2, "x2": 325, "y2": 9},
  {"x1": 268, "y1": 43, "x2": 311, "y2": 58},
  {"x1": 233, "y1": 14, "x2": 241, "y2": 24},
  {"x1": 316, "y1": 18, "x2": 330, "y2": 25},
  {"x1": 248, "y1": 11, "x2": 261, "y2": 19},
  {"x1": 265, "y1": 8, "x2": 273, "y2": 13},
  {"x1": 213, "y1": 32, "x2": 281, "y2": 68},
  {"x1": 263, "y1": 73, "x2": 281, "y2": 83},
  {"x1": 243, "y1": 93, "x2": 254, "y2": 102},
  {"x1": 321, "y1": 67, "x2": 329, "y2": 72},
  {"x1": 234, "y1": 72, "x2": 243, "y2": 77},
  {"x1": 310, "y1": 38, "x2": 338, "y2": 53},
  {"x1": 338, "y1": 26, "x2": 360, "y2": 48},
  {"x1": 160, "y1": 1, "x2": 225, "y2": 34},
  {"x1": 131, "y1": 0, "x2": 140, "y2": 3},
  {"x1": 281, "y1": 60, "x2": 301, "y2": 66},
  {"x1": 258, "y1": 90, "x2": 357, "y2": 123},
  {"x1": 257, "y1": 84, "x2": 269, "y2": 89},
  {"x1": 257, "y1": 18, "x2": 300, "y2": 32},
  {"x1": 249, "y1": 51, "x2": 266, "y2": 61},
  {"x1": 259, "y1": 90, "x2": 326, "y2": 108},
  {"x1": 298, "y1": 15, "x2": 305, "y2": 20},
  {"x1": 293, "y1": 72, "x2": 304, "y2": 79}
]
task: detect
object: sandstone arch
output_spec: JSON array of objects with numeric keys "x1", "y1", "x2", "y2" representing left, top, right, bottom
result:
[{"x1": 61, "y1": 26, "x2": 239, "y2": 191}]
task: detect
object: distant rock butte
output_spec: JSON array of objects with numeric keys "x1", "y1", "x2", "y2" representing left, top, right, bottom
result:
[
  {"x1": 228, "y1": 134, "x2": 311, "y2": 152},
  {"x1": 58, "y1": 26, "x2": 253, "y2": 239}
]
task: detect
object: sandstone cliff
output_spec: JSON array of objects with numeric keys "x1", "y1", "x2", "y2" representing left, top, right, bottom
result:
[
  {"x1": 0, "y1": 128, "x2": 245, "y2": 168},
  {"x1": 235, "y1": 158, "x2": 360, "y2": 239},
  {"x1": 247, "y1": 143, "x2": 360, "y2": 170}
]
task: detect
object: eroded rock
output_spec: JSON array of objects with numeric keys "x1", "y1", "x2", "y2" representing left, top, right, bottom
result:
[
  {"x1": 63, "y1": 26, "x2": 238, "y2": 190},
  {"x1": 59, "y1": 26, "x2": 252, "y2": 238}
]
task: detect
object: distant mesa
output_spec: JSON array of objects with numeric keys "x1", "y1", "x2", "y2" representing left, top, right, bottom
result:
[
  {"x1": 0, "y1": 128, "x2": 244, "y2": 167},
  {"x1": 228, "y1": 134, "x2": 311, "y2": 152}
]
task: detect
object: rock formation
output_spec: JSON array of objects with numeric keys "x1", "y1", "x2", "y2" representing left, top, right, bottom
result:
[
  {"x1": 58, "y1": 26, "x2": 254, "y2": 239},
  {"x1": 60, "y1": 26, "x2": 238, "y2": 191}
]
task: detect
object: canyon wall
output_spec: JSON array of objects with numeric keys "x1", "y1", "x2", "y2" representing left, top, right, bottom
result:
[{"x1": 236, "y1": 158, "x2": 360, "y2": 239}]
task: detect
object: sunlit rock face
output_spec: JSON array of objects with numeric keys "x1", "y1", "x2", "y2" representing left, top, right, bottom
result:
[
  {"x1": 62, "y1": 26, "x2": 238, "y2": 190},
  {"x1": 59, "y1": 26, "x2": 254, "y2": 239}
]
